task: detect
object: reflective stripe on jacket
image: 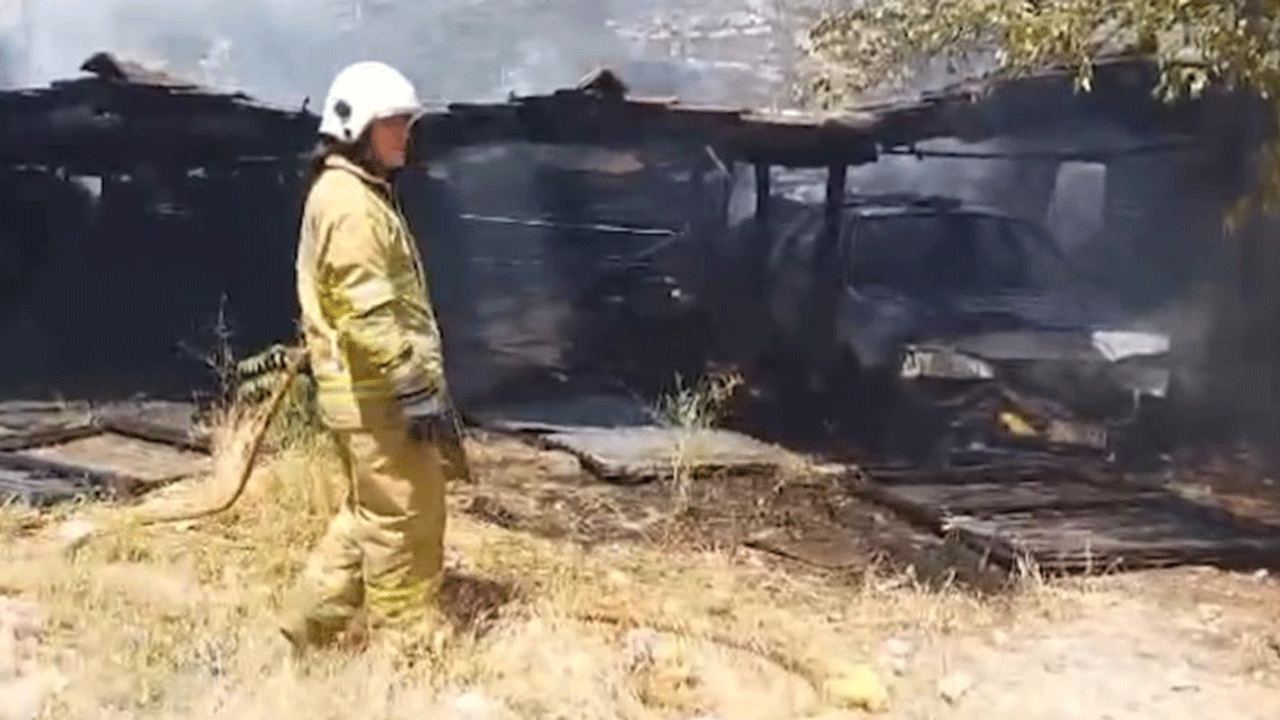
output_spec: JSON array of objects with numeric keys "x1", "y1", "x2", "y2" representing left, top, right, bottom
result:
[{"x1": 296, "y1": 154, "x2": 444, "y2": 430}]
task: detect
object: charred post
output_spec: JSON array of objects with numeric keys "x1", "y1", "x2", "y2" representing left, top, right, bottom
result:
[
  {"x1": 754, "y1": 162, "x2": 771, "y2": 222},
  {"x1": 823, "y1": 162, "x2": 847, "y2": 251}
]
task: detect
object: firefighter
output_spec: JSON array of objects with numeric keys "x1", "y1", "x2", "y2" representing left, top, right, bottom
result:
[{"x1": 279, "y1": 60, "x2": 467, "y2": 653}]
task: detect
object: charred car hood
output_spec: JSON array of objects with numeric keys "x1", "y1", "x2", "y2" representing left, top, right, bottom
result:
[
  {"x1": 842, "y1": 286, "x2": 1171, "y2": 376},
  {"x1": 854, "y1": 287, "x2": 1173, "y2": 410}
]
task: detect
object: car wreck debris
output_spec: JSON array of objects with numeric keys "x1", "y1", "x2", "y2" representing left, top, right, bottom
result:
[{"x1": 748, "y1": 192, "x2": 1176, "y2": 464}]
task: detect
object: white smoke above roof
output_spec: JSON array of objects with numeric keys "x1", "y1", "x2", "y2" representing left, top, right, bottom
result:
[{"x1": 0, "y1": 0, "x2": 805, "y2": 108}]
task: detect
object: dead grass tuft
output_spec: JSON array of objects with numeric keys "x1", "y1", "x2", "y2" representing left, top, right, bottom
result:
[{"x1": 651, "y1": 368, "x2": 745, "y2": 513}]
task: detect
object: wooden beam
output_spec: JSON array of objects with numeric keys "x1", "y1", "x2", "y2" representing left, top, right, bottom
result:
[
  {"x1": 823, "y1": 163, "x2": 847, "y2": 252},
  {"x1": 754, "y1": 162, "x2": 771, "y2": 223}
]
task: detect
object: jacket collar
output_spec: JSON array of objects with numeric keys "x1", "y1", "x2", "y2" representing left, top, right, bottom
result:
[{"x1": 324, "y1": 153, "x2": 392, "y2": 192}]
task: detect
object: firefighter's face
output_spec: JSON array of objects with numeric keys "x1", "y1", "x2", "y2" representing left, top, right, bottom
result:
[{"x1": 368, "y1": 113, "x2": 413, "y2": 170}]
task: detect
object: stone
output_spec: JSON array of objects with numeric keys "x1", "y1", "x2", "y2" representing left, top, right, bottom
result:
[
  {"x1": 1196, "y1": 604, "x2": 1222, "y2": 622},
  {"x1": 56, "y1": 519, "x2": 97, "y2": 556},
  {"x1": 824, "y1": 662, "x2": 889, "y2": 712},
  {"x1": 879, "y1": 638, "x2": 914, "y2": 676},
  {"x1": 937, "y1": 671, "x2": 975, "y2": 704},
  {"x1": 0, "y1": 628, "x2": 17, "y2": 681},
  {"x1": 881, "y1": 637, "x2": 913, "y2": 658},
  {"x1": 0, "y1": 670, "x2": 64, "y2": 720},
  {"x1": 622, "y1": 629, "x2": 661, "y2": 671},
  {"x1": 449, "y1": 691, "x2": 501, "y2": 720}
]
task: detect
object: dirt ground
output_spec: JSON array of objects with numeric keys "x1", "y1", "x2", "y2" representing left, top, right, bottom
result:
[{"x1": 1, "y1": 428, "x2": 1278, "y2": 720}]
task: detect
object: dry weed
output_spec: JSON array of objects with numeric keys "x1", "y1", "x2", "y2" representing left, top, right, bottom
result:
[{"x1": 651, "y1": 369, "x2": 744, "y2": 512}]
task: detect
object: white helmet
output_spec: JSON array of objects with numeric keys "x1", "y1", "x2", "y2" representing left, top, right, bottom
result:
[{"x1": 318, "y1": 61, "x2": 422, "y2": 143}]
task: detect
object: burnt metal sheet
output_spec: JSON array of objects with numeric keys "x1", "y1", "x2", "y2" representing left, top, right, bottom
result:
[
  {"x1": 855, "y1": 463, "x2": 1280, "y2": 572},
  {"x1": 0, "y1": 453, "x2": 122, "y2": 507},
  {"x1": 0, "y1": 401, "x2": 95, "y2": 434},
  {"x1": 539, "y1": 426, "x2": 791, "y2": 484},
  {"x1": 97, "y1": 416, "x2": 211, "y2": 454},
  {"x1": 0, "y1": 423, "x2": 104, "y2": 452},
  {"x1": 0, "y1": 413, "x2": 211, "y2": 506},
  {"x1": 16, "y1": 432, "x2": 209, "y2": 485},
  {"x1": 0, "y1": 414, "x2": 209, "y2": 455}
]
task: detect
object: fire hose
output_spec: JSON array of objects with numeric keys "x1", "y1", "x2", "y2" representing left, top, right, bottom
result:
[
  {"x1": 130, "y1": 342, "x2": 471, "y2": 525},
  {"x1": 132, "y1": 345, "x2": 309, "y2": 526}
]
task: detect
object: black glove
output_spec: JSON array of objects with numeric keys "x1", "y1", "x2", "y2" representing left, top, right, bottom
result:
[
  {"x1": 400, "y1": 393, "x2": 451, "y2": 444},
  {"x1": 400, "y1": 393, "x2": 475, "y2": 483}
]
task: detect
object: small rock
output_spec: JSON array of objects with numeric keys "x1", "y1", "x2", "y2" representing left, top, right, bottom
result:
[
  {"x1": 449, "y1": 691, "x2": 499, "y2": 720},
  {"x1": 0, "y1": 601, "x2": 41, "y2": 640},
  {"x1": 56, "y1": 519, "x2": 96, "y2": 556},
  {"x1": 0, "y1": 629, "x2": 17, "y2": 681},
  {"x1": 1196, "y1": 604, "x2": 1221, "y2": 622},
  {"x1": 450, "y1": 545, "x2": 471, "y2": 568},
  {"x1": 881, "y1": 637, "x2": 913, "y2": 658},
  {"x1": 879, "y1": 638, "x2": 913, "y2": 675},
  {"x1": 824, "y1": 662, "x2": 889, "y2": 712},
  {"x1": 1253, "y1": 569, "x2": 1269, "y2": 581},
  {"x1": 937, "y1": 671, "x2": 975, "y2": 704},
  {"x1": 0, "y1": 670, "x2": 63, "y2": 720},
  {"x1": 992, "y1": 630, "x2": 1011, "y2": 647},
  {"x1": 622, "y1": 629, "x2": 660, "y2": 671}
]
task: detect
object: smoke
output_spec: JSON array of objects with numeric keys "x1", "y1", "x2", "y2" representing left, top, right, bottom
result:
[{"x1": 0, "y1": 0, "x2": 801, "y2": 107}]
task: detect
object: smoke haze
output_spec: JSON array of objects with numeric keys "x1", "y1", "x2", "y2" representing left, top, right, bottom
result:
[{"x1": 0, "y1": 0, "x2": 802, "y2": 107}]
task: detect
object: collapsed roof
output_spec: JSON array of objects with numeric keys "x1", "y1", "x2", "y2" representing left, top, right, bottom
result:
[
  {"x1": 0, "y1": 52, "x2": 317, "y2": 173},
  {"x1": 414, "y1": 54, "x2": 1253, "y2": 167},
  {"x1": 0, "y1": 51, "x2": 1257, "y2": 175}
]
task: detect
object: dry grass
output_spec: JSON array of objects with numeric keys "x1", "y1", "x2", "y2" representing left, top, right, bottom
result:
[
  {"x1": 651, "y1": 369, "x2": 746, "y2": 512},
  {"x1": 0, "y1": 403, "x2": 1108, "y2": 720}
]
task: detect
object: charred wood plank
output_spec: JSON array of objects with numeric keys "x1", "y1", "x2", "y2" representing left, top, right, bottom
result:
[
  {"x1": 853, "y1": 459, "x2": 1280, "y2": 574},
  {"x1": 862, "y1": 479, "x2": 1166, "y2": 516},
  {"x1": 949, "y1": 500, "x2": 1280, "y2": 573}
]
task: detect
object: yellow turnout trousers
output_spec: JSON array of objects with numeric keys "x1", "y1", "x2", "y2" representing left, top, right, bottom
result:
[{"x1": 280, "y1": 414, "x2": 448, "y2": 647}]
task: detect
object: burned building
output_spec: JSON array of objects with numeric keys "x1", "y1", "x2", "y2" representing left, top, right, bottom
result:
[
  {"x1": 0, "y1": 52, "x2": 315, "y2": 399},
  {"x1": 0, "y1": 52, "x2": 1269, "y2": 465},
  {"x1": 411, "y1": 58, "x2": 1267, "y2": 461}
]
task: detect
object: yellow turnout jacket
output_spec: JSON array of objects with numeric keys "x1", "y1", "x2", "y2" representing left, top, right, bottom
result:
[{"x1": 296, "y1": 154, "x2": 445, "y2": 430}]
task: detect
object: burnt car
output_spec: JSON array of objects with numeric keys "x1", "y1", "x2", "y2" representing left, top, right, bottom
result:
[{"x1": 755, "y1": 194, "x2": 1173, "y2": 463}]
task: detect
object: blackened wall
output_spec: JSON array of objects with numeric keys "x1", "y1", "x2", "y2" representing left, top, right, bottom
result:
[{"x1": 0, "y1": 166, "x2": 303, "y2": 400}]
